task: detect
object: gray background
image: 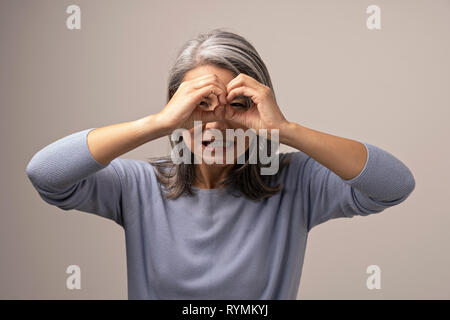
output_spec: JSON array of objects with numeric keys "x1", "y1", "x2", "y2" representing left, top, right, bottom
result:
[{"x1": 1, "y1": 0, "x2": 449, "y2": 299}]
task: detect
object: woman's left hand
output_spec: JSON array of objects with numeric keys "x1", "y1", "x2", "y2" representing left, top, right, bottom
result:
[{"x1": 224, "y1": 73, "x2": 290, "y2": 135}]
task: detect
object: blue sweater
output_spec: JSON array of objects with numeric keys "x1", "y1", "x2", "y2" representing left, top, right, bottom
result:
[{"x1": 25, "y1": 128, "x2": 415, "y2": 299}]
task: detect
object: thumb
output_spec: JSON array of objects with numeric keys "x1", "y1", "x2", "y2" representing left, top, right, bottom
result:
[
  {"x1": 200, "y1": 105, "x2": 224, "y2": 123},
  {"x1": 224, "y1": 105, "x2": 246, "y2": 126},
  {"x1": 224, "y1": 105, "x2": 237, "y2": 121}
]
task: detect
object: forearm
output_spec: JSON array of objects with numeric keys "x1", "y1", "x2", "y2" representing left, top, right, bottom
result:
[
  {"x1": 26, "y1": 113, "x2": 170, "y2": 191},
  {"x1": 87, "y1": 113, "x2": 170, "y2": 165},
  {"x1": 279, "y1": 122, "x2": 367, "y2": 180}
]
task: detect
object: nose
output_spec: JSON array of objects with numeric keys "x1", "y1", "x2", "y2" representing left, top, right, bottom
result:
[{"x1": 204, "y1": 120, "x2": 230, "y2": 131}]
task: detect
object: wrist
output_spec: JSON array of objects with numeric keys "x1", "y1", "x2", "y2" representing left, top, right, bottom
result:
[
  {"x1": 279, "y1": 121, "x2": 301, "y2": 145},
  {"x1": 135, "y1": 113, "x2": 173, "y2": 140},
  {"x1": 154, "y1": 112, "x2": 176, "y2": 135}
]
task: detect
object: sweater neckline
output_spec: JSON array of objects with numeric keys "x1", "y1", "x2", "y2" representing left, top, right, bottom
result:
[{"x1": 191, "y1": 184, "x2": 231, "y2": 194}]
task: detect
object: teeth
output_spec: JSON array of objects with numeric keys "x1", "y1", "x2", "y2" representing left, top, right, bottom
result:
[{"x1": 207, "y1": 140, "x2": 233, "y2": 148}]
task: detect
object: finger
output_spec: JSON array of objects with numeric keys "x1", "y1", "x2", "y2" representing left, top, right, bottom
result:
[
  {"x1": 185, "y1": 73, "x2": 217, "y2": 85},
  {"x1": 226, "y1": 73, "x2": 241, "y2": 92},
  {"x1": 226, "y1": 86, "x2": 259, "y2": 103},
  {"x1": 179, "y1": 74, "x2": 215, "y2": 93},
  {"x1": 216, "y1": 82, "x2": 228, "y2": 105},
  {"x1": 226, "y1": 73, "x2": 259, "y2": 93},
  {"x1": 192, "y1": 75, "x2": 228, "y2": 105},
  {"x1": 214, "y1": 78, "x2": 229, "y2": 105},
  {"x1": 208, "y1": 92, "x2": 219, "y2": 110},
  {"x1": 201, "y1": 75, "x2": 228, "y2": 105},
  {"x1": 192, "y1": 84, "x2": 226, "y2": 107},
  {"x1": 192, "y1": 75, "x2": 220, "y2": 89}
]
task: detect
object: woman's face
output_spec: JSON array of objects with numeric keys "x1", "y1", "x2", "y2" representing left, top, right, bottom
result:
[{"x1": 181, "y1": 64, "x2": 254, "y2": 166}]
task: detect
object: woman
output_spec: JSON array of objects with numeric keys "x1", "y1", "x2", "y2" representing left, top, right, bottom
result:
[{"x1": 26, "y1": 28, "x2": 415, "y2": 299}]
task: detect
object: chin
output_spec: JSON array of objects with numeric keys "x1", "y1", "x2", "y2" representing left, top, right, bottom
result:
[
  {"x1": 194, "y1": 146, "x2": 248, "y2": 165},
  {"x1": 201, "y1": 156, "x2": 236, "y2": 166}
]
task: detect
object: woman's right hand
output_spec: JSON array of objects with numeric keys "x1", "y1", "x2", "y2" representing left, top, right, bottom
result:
[{"x1": 155, "y1": 74, "x2": 229, "y2": 133}]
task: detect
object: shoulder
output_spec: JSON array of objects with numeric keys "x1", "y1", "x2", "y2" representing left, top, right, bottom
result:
[
  {"x1": 277, "y1": 150, "x2": 326, "y2": 188},
  {"x1": 265, "y1": 151, "x2": 310, "y2": 186},
  {"x1": 278, "y1": 151, "x2": 310, "y2": 172}
]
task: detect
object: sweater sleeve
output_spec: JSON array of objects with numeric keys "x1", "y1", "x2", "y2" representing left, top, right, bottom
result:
[
  {"x1": 291, "y1": 142, "x2": 416, "y2": 232},
  {"x1": 26, "y1": 128, "x2": 125, "y2": 227}
]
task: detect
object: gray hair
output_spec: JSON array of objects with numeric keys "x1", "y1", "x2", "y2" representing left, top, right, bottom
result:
[
  {"x1": 167, "y1": 28, "x2": 276, "y2": 103},
  {"x1": 148, "y1": 28, "x2": 291, "y2": 200}
]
